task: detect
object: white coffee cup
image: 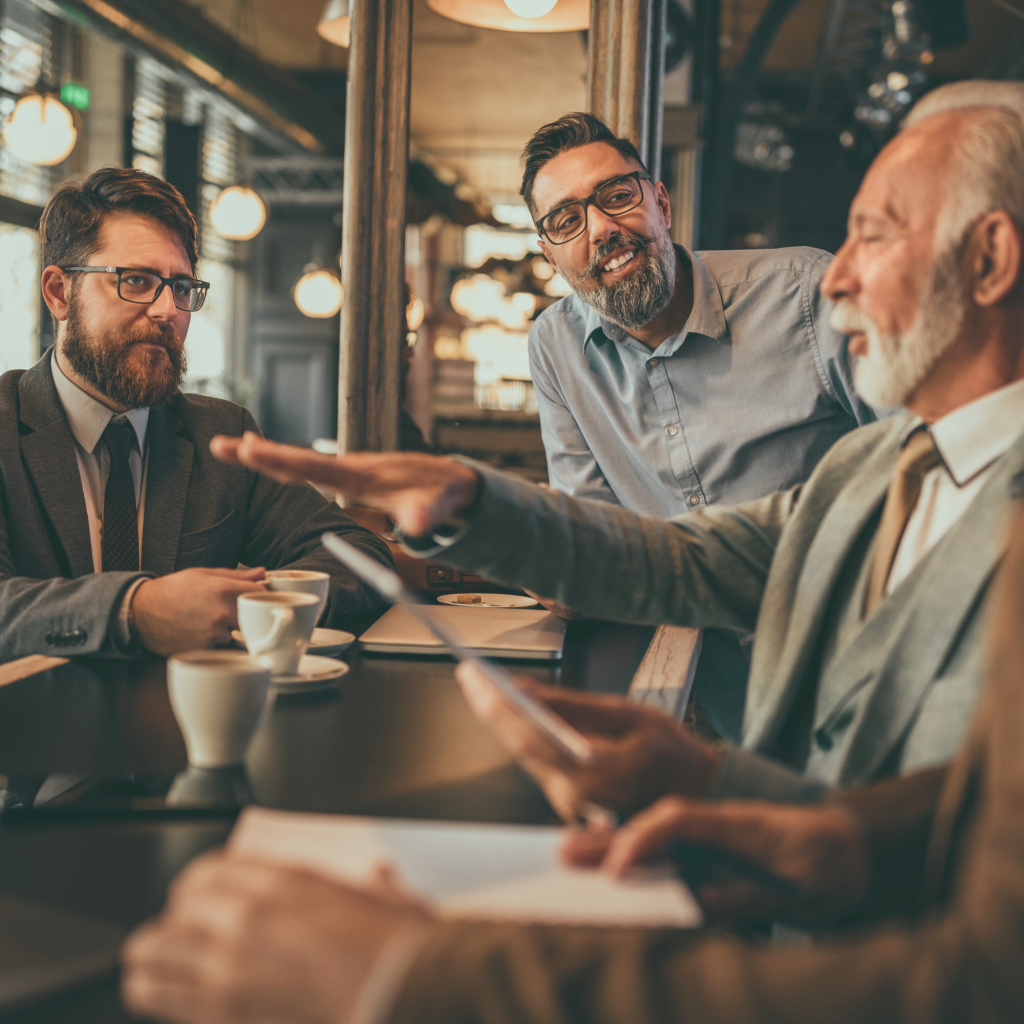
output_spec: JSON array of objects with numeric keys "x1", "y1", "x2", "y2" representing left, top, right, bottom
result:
[
  {"x1": 265, "y1": 569, "x2": 330, "y2": 622},
  {"x1": 237, "y1": 591, "x2": 320, "y2": 676},
  {"x1": 167, "y1": 651, "x2": 272, "y2": 768}
]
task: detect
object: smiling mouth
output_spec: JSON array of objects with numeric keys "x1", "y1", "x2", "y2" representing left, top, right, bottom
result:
[{"x1": 601, "y1": 248, "x2": 637, "y2": 273}]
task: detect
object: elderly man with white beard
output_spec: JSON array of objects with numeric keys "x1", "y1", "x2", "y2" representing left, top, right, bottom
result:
[{"x1": 120, "y1": 83, "x2": 1024, "y2": 1024}]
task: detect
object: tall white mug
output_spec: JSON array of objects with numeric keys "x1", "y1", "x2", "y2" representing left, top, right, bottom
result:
[
  {"x1": 167, "y1": 651, "x2": 271, "y2": 768},
  {"x1": 265, "y1": 569, "x2": 330, "y2": 622},
  {"x1": 237, "y1": 591, "x2": 320, "y2": 676}
]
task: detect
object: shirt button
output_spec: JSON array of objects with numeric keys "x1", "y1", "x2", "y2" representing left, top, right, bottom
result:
[
  {"x1": 667, "y1": 426, "x2": 678, "y2": 436},
  {"x1": 649, "y1": 358, "x2": 659, "y2": 367},
  {"x1": 689, "y1": 496, "x2": 700, "y2": 506}
]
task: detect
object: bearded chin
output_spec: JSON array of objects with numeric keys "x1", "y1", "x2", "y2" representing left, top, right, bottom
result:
[{"x1": 62, "y1": 305, "x2": 187, "y2": 409}]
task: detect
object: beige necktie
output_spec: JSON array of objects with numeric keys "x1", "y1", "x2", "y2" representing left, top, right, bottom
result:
[{"x1": 864, "y1": 428, "x2": 942, "y2": 616}]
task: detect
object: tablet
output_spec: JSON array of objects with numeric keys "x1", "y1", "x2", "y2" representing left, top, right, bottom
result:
[{"x1": 321, "y1": 532, "x2": 593, "y2": 764}]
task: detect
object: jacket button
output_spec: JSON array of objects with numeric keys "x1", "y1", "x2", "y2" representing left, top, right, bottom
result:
[{"x1": 814, "y1": 728, "x2": 833, "y2": 751}]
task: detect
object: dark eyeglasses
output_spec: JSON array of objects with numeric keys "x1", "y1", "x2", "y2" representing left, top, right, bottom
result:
[
  {"x1": 536, "y1": 172, "x2": 651, "y2": 245},
  {"x1": 62, "y1": 266, "x2": 210, "y2": 312}
]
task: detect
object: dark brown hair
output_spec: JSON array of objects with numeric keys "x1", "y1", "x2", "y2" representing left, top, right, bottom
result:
[
  {"x1": 520, "y1": 112, "x2": 648, "y2": 216},
  {"x1": 40, "y1": 167, "x2": 199, "y2": 275}
]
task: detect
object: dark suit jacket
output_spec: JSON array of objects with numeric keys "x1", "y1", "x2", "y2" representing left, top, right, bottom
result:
[
  {"x1": 384, "y1": 507, "x2": 1024, "y2": 1024},
  {"x1": 0, "y1": 352, "x2": 392, "y2": 660}
]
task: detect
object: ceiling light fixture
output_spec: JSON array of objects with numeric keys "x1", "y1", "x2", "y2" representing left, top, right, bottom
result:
[
  {"x1": 317, "y1": 0, "x2": 351, "y2": 47},
  {"x1": 294, "y1": 262, "x2": 344, "y2": 318},
  {"x1": 2, "y1": 92, "x2": 77, "y2": 166},
  {"x1": 426, "y1": 0, "x2": 588, "y2": 32},
  {"x1": 209, "y1": 186, "x2": 267, "y2": 241}
]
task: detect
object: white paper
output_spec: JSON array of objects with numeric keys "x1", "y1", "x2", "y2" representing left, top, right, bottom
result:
[{"x1": 230, "y1": 807, "x2": 703, "y2": 928}]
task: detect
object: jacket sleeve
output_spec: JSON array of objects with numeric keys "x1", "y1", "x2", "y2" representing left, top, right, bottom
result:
[
  {"x1": 237, "y1": 411, "x2": 394, "y2": 623},
  {"x1": 406, "y1": 462, "x2": 801, "y2": 633}
]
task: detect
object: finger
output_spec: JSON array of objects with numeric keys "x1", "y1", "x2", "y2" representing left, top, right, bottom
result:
[
  {"x1": 559, "y1": 827, "x2": 614, "y2": 867},
  {"x1": 209, "y1": 434, "x2": 243, "y2": 465},
  {"x1": 235, "y1": 433, "x2": 366, "y2": 493},
  {"x1": 602, "y1": 797, "x2": 706, "y2": 876},
  {"x1": 121, "y1": 969, "x2": 209, "y2": 1024}
]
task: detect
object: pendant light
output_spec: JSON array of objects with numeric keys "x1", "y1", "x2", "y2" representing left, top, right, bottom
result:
[
  {"x1": 425, "y1": 0, "x2": 588, "y2": 32},
  {"x1": 317, "y1": 0, "x2": 351, "y2": 47},
  {"x1": 209, "y1": 185, "x2": 267, "y2": 241},
  {"x1": 294, "y1": 262, "x2": 344, "y2": 318},
  {"x1": 2, "y1": 92, "x2": 77, "y2": 166}
]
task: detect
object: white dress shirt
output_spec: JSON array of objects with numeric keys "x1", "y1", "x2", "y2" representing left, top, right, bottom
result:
[
  {"x1": 887, "y1": 377, "x2": 1024, "y2": 594},
  {"x1": 50, "y1": 352, "x2": 149, "y2": 571}
]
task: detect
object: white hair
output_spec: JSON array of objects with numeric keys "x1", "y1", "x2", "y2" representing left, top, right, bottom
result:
[{"x1": 905, "y1": 80, "x2": 1024, "y2": 126}]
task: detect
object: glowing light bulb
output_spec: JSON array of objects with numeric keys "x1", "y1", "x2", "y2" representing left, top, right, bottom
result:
[
  {"x1": 886, "y1": 71, "x2": 909, "y2": 92},
  {"x1": 294, "y1": 267, "x2": 343, "y2": 318},
  {"x1": 406, "y1": 293, "x2": 425, "y2": 331},
  {"x1": 503, "y1": 0, "x2": 558, "y2": 17},
  {"x1": 2, "y1": 93, "x2": 77, "y2": 166},
  {"x1": 209, "y1": 186, "x2": 267, "y2": 241}
]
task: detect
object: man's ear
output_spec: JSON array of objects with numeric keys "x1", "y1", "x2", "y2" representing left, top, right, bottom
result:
[
  {"x1": 969, "y1": 211, "x2": 1023, "y2": 308},
  {"x1": 654, "y1": 180, "x2": 672, "y2": 231},
  {"x1": 536, "y1": 238, "x2": 556, "y2": 268},
  {"x1": 41, "y1": 266, "x2": 72, "y2": 323}
]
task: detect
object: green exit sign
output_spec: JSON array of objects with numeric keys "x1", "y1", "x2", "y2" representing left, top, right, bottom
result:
[{"x1": 60, "y1": 82, "x2": 91, "y2": 111}]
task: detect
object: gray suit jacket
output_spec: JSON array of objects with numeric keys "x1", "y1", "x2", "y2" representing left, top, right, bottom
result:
[
  {"x1": 0, "y1": 352, "x2": 392, "y2": 661},
  {"x1": 411, "y1": 413, "x2": 1024, "y2": 798}
]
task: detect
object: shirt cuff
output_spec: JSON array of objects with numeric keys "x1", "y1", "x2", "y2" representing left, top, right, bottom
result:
[
  {"x1": 347, "y1": 924, "x2": 432, "y2": 1024},
  {"x1": 113, "y1": 576, "x2": 150, "y2": 653}
]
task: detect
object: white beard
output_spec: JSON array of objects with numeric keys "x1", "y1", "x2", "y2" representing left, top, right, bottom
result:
[{"x1": 829, "y1": 285, "x2": 964, "y2": 409}]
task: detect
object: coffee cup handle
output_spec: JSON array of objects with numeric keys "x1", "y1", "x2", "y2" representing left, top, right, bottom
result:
[{"x1": 248, "y1": 606, "x2": 294, "y2": 661}]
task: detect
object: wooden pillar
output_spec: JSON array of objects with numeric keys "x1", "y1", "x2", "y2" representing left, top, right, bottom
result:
[
  {"x1": 586, "y1": 0, "x2": 667, "y2": 181},
  {"x1": 337, "y1": 0, "x2": 413, "y2": 453}
]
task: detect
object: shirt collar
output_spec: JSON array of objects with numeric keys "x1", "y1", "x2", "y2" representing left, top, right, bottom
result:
[
  {"x1": 582, "y1": 244, "x2": 729, "y2": 352},
  {"x1": 50, "y1": 351, "x2": 150, "y2": 455},
  {"x1": 902, "y1": 377, "x2": 1024, "y2": 486}
]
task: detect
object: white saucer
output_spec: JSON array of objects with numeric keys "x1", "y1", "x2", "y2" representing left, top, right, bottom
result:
[
  {"x1": 271, "y1": 655, "x2": 350, "y2": 691},
  {"x1": 231, "y1": 628, "x2": 356, "y2": 656},
  {"x1": 436, "y1": 593, "x2": 539, "y2": 608}
]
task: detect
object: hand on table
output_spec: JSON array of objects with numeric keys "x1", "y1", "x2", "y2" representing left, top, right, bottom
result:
[
  {"x1": 562, "y1": 796, "x2": 869, "y2": 926},
  {"x1": 523, "y1": 590, "x2": 587, "y2": 620},
  {"x1": 454, "y1": 663, "x2": 722, "y2": 821},
  {"x1": 121, "y1": 851, "x2": 432, "y2": 1024},
  {"x1": 132, "y1": 567, "x2": 267, "y2": 656},
  {"x1": 210, "y1": 433, "x2": 480, "y2": 539}
]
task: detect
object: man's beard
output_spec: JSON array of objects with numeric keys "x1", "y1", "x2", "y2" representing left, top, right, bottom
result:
[
  {"x1": 829, "y1": 256, "x2": 966, "y2": 409},
  {"x1": 568, "y1": 229, "x2": 676, "y2": 332},
  {"x1": 61, "y1": 303, "x2": 187, "y2": 409}
]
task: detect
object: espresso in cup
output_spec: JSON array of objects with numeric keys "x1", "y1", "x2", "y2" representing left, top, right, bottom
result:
[
  {"x1": 237, "y1": 591, "x2": 320, "y2": 676},
  {"x1": 167, "y1": 651, "x2": 271, "y2": 768},
  {"x1": 265, "y1": 569, "x2": 330, "y2": 622}
]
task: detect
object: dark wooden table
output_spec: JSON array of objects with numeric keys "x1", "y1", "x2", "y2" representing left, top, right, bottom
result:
[{"x1": 0, "y1": 616, "x2": 655, "y2": 1023}]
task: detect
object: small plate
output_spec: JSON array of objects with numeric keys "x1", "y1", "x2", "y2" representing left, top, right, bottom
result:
[
  {"x1": 436, "y1": 593, "x2": 539, "y2": 609},
  {"x1": 271, "y1": 655, "x2": 350, "y2": 691},
  {"x1": 231, "y1": 628, "x2": 356, "y2": 656}
]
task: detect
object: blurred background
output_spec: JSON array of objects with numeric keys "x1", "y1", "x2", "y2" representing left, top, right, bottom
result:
[{"x1": 0, "y1": 0, "x2": 1014, "y2": 481}]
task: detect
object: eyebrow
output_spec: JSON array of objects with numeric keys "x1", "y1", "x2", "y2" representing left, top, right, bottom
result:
[
  {"x1": 121, "y1": 266, "x2": 195, "y2": 279},
  {"x1": 540, "y1": 172, "x2": 636, "y2": 223}
]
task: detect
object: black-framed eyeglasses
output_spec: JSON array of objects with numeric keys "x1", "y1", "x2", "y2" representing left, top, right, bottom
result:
[
  {"x1": 62, "y1": 266, "x2": 210, "y2": 312},
  {"x1": 536, "y1": 172, "x2": 652, "y2": 245}
]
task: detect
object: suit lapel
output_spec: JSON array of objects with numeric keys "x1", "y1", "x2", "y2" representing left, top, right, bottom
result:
[
  {"x1": 825, "y1": 438, "x2": 1024, "y2": 784},
  {"x1": 18, "y1": 355, "x2": 93, "y2": 578},
  {"x1": 140, "y1": 404, "x2": 194, "y2": 575},
  {"x1": 743, "y1": 424, "x2": 902, "y2": 749}
]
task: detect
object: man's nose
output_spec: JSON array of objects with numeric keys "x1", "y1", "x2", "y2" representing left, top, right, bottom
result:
[
  {"x1": 821, "y1": 239, "x2": 858, "y2": 302},
  {"x1": 147, "y1": 284, "x2": 180, "y2": 321},
  {"x1": 587, "y1": 205, "x2": 621, "y2": 247}
]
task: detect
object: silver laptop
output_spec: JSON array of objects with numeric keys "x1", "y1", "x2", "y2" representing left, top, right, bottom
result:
[{"x1": 358, "y1": 604, "x2": 566, "y2": 660}]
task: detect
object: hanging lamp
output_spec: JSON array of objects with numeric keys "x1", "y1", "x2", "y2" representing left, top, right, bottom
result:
[
  {"x1": 317, "y1": 0, "x2": 351, "y2": 47},
  {"x1": 209, "y1": 186, "x2": 267, "y2": 241},
  {"x1": 425, "y1": 0, "x2": 589, "y2": 32},
  {"x1": 2, "y1": 91, "x2": 77, "y2": 166}
]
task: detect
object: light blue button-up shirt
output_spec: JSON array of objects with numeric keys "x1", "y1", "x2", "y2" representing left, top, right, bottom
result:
[{"x1": 528, "y1": 245, "x2": 877, "y2": 737}]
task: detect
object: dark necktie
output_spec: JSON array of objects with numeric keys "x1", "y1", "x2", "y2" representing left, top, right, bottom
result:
[
  {"x1": 102, "y1": 419, "x2": 140, "y2": 572},
  {"x1": 864, "y1": 428, "x2": 942, "y2": 616}
]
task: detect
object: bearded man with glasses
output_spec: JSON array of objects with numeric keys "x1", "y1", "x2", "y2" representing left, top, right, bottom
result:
[
  {"x1": 522, "y1": 113, "x2": 880, "y2": 741},
  {"x1": 0, "y1": 167, "x2": 392, "y2": 662}
]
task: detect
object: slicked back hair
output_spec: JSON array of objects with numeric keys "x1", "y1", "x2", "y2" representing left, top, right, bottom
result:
[
  {"x1": 40, "y1": 167, "x2": 199, "y2": 276},
  {"x1": 520, "y1": 112, "x2": 648, "y2": 217}
]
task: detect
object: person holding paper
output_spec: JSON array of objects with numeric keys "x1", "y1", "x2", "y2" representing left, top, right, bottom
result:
[
  {"x1": 210, "y1": 85, "x2": 1024, "y2": 809},
  {"x1": 122, "y1": 498, "x2": 1024, "y2": 1024}
]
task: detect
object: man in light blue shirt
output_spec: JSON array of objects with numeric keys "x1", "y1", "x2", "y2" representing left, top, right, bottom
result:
[{"x1": 522, "y1": 113, "x2": 877, "y2": 739}]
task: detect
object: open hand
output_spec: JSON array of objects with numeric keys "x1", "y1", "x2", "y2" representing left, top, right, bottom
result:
[
  {"x1": 210, "y1": 433, "x2": 480, "y2": 538},
  {"x1": 455, "y1": 662, "x2": 721, "y2": 821},
  {"x1": 121, "y1": 851, "x2": 432, "y2": 1024}
]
